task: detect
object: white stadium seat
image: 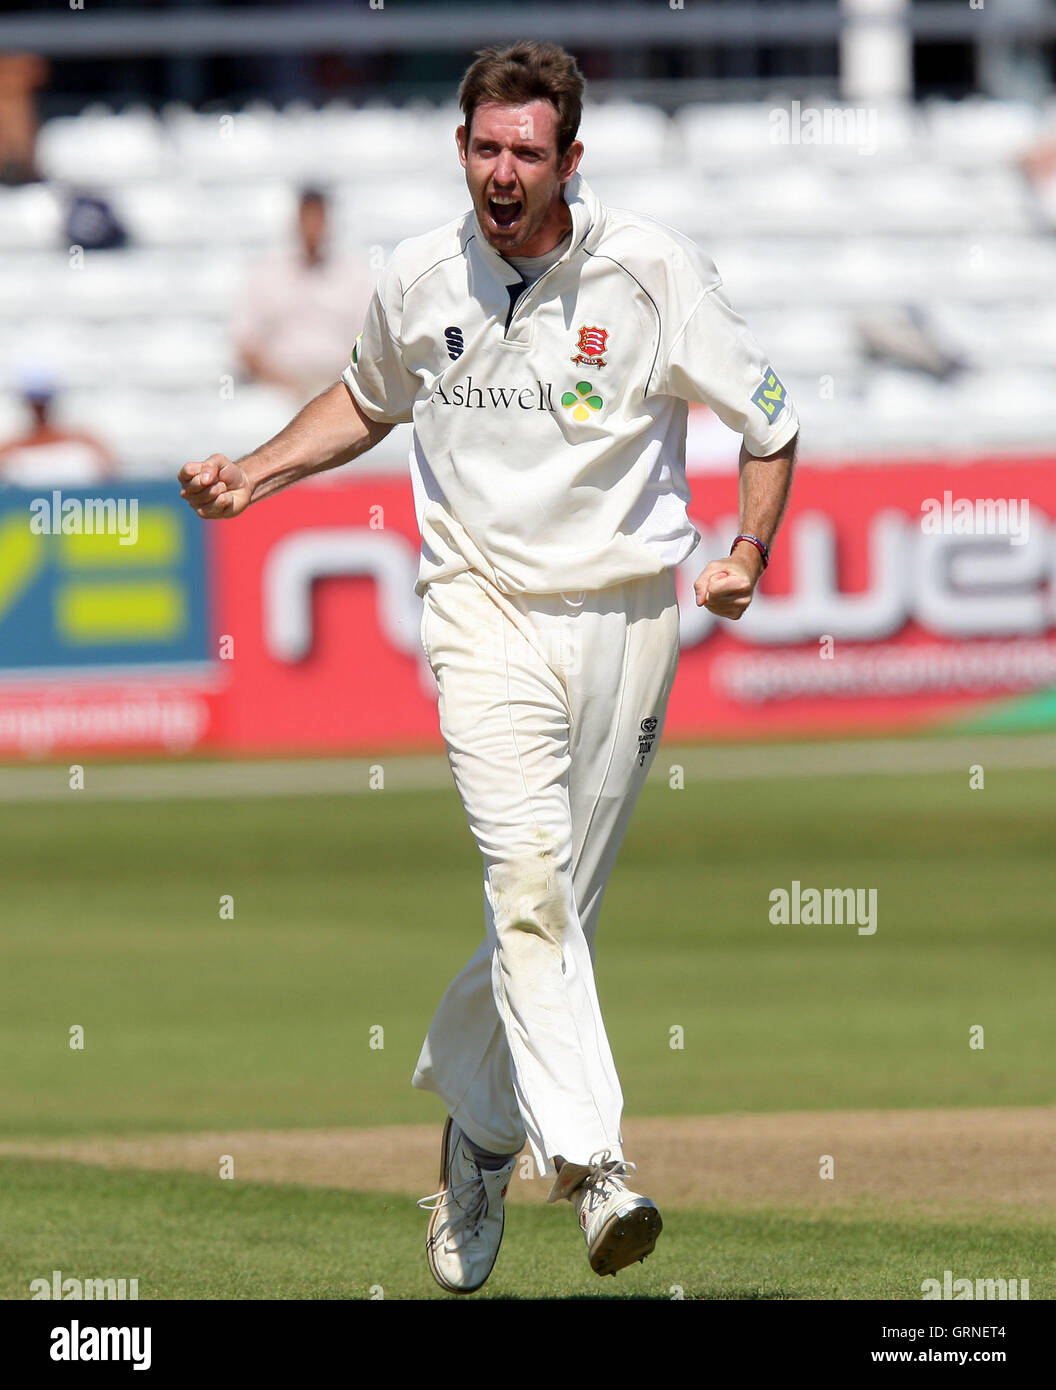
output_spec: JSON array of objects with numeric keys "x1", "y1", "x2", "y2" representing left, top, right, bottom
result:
[
  {"x1": 723, "y1": 165, "x2": 848, "y2": 236},
  {"x1": 576, "y1": 102, "x2": 673, "y2": 175},
  {"x1": 586, "y1": 171, "x2": 708, "y2": 238},
  {"x1": 165, "y1": 104, "x2": 296, "y2": 182},
  {"x1": 37, "y1": 106, "x2": 170, "y2": 184},
  {"x1": 275, "y1": 103, "x2": 452, "y2": 182},
  {"x1": 7, "y1": 97, "x2": 1052, "y2": 469},
  {"x1": 676, "y1": 102, "x2": 778, "y2": 170},
  {"x1": 112, "y1": 179, "x2": 296, "y2": 248},
  {"x1": 0, "y1": 183, "x2": 65, "y2": 250},
  {"x1": 923, "y1": 98, "x2": 1042, "y2": 166},
  {"x1": 332, "y1": 177, "x2": 468, "y2": 245}
]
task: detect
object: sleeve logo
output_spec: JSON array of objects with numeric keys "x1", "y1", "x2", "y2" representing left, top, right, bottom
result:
[{"x1": 752, "y1": 367, "x2": 787, "y2": 420}]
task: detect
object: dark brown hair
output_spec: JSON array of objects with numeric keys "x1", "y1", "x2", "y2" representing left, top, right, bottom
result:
[{"x1": 458, "y1": 41, "x2": 585, "y2": 157}]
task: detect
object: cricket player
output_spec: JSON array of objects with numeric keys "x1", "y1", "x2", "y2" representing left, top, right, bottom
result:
[{"x1": 179, "y1": 41, "x2": 799, "y2": 1295}]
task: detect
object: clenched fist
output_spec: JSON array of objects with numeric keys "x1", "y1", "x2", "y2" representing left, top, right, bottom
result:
[
  {"x1": 177, "y1": 454, "x2": 253, "y2": 519},
  {"x1": 693, "y1": 552, "x2": 762, "y2": 620}
]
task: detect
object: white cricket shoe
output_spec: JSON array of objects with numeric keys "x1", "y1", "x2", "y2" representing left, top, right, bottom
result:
[
  {"x1": 417, "y1": 1117, "x2": 517, "y2": 1295},
  {"x1": 570, "y1": 1150, "x2": 663, "y2": 1277}
]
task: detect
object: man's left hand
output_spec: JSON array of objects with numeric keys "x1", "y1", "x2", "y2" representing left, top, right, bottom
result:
[{"x1": 693, "y1": 551, "x2": 762, "y2": 620}]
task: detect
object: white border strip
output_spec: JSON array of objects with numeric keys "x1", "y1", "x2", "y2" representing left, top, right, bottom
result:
[{"x1": 1, "y1": 734, "x2": 1054, "y2": 803}]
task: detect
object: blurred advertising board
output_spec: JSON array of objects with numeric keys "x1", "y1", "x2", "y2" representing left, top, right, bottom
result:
[
  {"x1": 668, "y1": 457, "x2": 1055, "y2": 738},
  {"x1": 0, "y1": 483, "x2": 216, "y2": 756},
  {"x1": 0, "y1": 458, "x2": 1053, "y2": 758}
]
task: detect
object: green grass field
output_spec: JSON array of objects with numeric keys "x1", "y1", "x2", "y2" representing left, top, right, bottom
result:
[
  {"x1": 2, "y1": 1158, "x2": 1052, "y2": 1301},
  {"x1": 1, "y1": 748, "x2": 1054, "y2": 1298}
]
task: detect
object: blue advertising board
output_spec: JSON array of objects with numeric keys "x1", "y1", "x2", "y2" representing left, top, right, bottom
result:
[{"x1": 0, "y1": 483, "x2": 210, "y2": 674}]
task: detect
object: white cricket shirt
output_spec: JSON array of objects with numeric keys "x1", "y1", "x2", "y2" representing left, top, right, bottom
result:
[{"x1": 343, "y1": 172, "x2": 798, "y2": 596}]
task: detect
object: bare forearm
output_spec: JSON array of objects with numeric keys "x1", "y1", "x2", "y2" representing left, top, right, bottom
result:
[
  {"x1": 242, "y1": 381, "x2": 393, "y2": 505},
  {"x1": 733, "y1": 432, "x2": 798, "y2": 569}
]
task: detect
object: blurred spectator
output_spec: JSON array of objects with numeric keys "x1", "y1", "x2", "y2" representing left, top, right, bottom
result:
[
  {"x1": 64, "y1": 192, "x2": 129, "y2": 251},
  {"x1": 232, "y1": 187, "x2": 373, "y2": 400},
  {"x1": 0, "y1": 369, "x2": 115, "y2": 486},
  {"x1": 1019, "y1": 135, "x2": 1056, "y2": 230},
  {"x1": 0, "y1": 52, "x2": 48, "y2": 186},
  {"x1": 858, "y1": 305, "x2": 964, "y2": 382}
]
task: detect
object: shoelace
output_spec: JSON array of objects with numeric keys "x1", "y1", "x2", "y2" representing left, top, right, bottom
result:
[
  {"x1": 417, "y1": 1174, "x2": 490, "y2": 1248},
  {"x1": 580, "y1": 1148, "x2": 638, "y2": 1216}
]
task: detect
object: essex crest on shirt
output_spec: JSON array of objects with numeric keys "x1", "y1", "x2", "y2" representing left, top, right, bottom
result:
[{"x1": 570, "y1": 324, "x2": 608, "y2": 369}]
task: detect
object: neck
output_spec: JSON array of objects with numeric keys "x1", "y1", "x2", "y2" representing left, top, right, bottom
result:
[{"x1": 503, "y1": 200, "x2": 572, "y2": 261}]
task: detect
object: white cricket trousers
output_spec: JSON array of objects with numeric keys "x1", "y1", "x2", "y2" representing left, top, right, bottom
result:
[{"x1": 411, "y1": 564, "x2": 681, "y2": 1178}]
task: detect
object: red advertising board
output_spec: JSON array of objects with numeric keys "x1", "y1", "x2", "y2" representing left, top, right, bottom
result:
[
  {"x1": 2, "y1": 456, "x2": 1053, "y2": 755},
  {"x1": 209, "y1": 476, "x2": 433, "y2": 752},
  {"x1": 666, "y1": 456, "x2": 1056, "y2": 737}
]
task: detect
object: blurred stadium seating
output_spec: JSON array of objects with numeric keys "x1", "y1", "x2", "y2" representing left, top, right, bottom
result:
[{"x1": 2, "y1": 93, "x2": 1056, "y2": 470}]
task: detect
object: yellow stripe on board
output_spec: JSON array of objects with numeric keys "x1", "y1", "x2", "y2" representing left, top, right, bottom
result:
[
  {"x1": 59, "y1": 509, "x2": 181, "y2": 567},
  {"x1": 56, "y1": 581, "x2": 186, "y2": 643},
  {"x1": 0, "y1": 514, "x2": 44, "y2": 617}
]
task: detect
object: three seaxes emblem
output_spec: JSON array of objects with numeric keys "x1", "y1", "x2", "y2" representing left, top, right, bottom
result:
[{"x1": 571, "y1": 325, "x2": 608, "y2": 368}]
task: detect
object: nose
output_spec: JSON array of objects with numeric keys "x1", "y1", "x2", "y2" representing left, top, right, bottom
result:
[{"x1": 492, "y1": 152, "x2": 517, "y2": 188}]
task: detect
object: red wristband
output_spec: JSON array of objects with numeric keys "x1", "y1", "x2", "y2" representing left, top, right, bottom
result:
[{"x1": 731, "y1": 533, "x2": 769, "y2": 569}]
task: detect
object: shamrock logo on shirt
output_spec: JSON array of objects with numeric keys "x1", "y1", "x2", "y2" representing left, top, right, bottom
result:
[{"x1": 561, "y1": 381, "x2": 603, "y2": 423}]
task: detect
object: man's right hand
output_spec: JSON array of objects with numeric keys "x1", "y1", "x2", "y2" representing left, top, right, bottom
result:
[{"x1": 178, "y1": 453, "x2": 253, "y2": 519}]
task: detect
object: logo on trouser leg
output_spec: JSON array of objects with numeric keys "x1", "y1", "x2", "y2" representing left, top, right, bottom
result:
[{"x1": 636, "y1": 716, "x2": 658, "y2": 766}]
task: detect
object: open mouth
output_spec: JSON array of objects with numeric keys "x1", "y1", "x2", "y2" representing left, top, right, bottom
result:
[{"x1": 488, "y1": 195, "x2": 523, "y2": 230}]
